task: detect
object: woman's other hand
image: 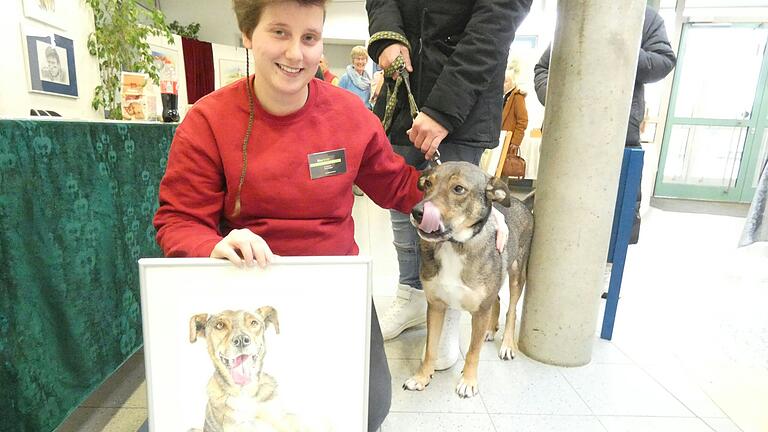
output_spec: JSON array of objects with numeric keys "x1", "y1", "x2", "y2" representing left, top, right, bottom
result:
[
  {"x1": 210, "y1": 229, "x2": 275, "y2": 268},
  {"x1": 491, "y1": 207, "x2": 508, "y2": 253}
]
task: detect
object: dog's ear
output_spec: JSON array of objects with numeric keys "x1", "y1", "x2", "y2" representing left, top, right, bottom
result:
[
  {"x1": 257, "y1": 306, "x2": 280, "y2": 335},
  {"x1": 486, "y1": 177, "x2": 512, "y2": 207},
  {"x1": 417, "y1": 168, "x2": 434, "y2": 191},
  {"x1": 189, "y1": 313, "x2": 209, "y2": 343}
]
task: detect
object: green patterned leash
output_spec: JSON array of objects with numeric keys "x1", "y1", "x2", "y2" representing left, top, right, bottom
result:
[
  {"x1": 369, "y1": 32, "x2": 420, "y2": 134},
  {"x1": 369, "y1": 31, "x2": 441, "y2": 164}
]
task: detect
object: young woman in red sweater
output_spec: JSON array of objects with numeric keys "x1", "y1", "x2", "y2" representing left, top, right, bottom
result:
[{"x1": 153, "y1": 1, "x2": 420, "y2": 430}]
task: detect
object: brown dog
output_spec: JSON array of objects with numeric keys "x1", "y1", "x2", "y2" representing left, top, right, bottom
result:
[
  {"x1": 403, "y1": 162, "x2": 534, "y2": 398},
  {"x1": 190, "y1": 307, "x2": 313, "y2": 432}
]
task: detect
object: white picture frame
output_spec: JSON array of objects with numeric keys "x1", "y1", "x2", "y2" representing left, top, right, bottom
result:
[
  {"x1": 139, "y1": 257, "x2": 371, "y2": 432},
  {"x1": 212, "y1": 43, "x2": 249, "y2": 90},
  {"x1": 217, "y1": 58, "x2": 248, "y2": 89},
  {"x1": 20, "y1": 25, "x2": 78, "y2": 98},
  {"x1": 22, "y1": 0, "x2": 66, "y2": 30}
]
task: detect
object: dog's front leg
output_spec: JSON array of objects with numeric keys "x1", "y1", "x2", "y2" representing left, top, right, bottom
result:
[
  {"x1": 403, "y1": 302, "x2": 446, "y2": 391},
  {"x1": 457, "y1": 309, "x2": 491, "y2": 398}
]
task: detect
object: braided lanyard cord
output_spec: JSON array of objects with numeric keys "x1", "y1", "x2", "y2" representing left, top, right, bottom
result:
[
  {"x1": 369, "y1": 32, "x2": 420, "y2": 134},
  {"x1": 232, "y1": 49, "x2": 255, "y2": 218}
]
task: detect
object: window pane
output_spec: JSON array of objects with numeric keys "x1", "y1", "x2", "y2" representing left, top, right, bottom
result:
[
  {"x1": 674, "y1": 25, "x2": 768, "y2": 119},
  {"x1": 663, "y1": 125, "x2": 747, "y2": 188}
]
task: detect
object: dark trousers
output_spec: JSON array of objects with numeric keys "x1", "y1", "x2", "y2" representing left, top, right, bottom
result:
[{"x1": 368, "y1": 303, "x2": 391, "y2": 431}]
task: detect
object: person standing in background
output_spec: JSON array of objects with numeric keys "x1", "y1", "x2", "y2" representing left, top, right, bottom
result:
[
  {"x1": 316, "y1": 54, "x2": 339, "y2": 85},
  {"x1": 366, "y1": 0, "x2": 533, "y2": 370},
  {"x1": 338, "y1": 46, "x2": 373, "y2": 109},
  {"x1": 533, "y1": 6, "x2": 676, "y2": 244},
  {"x1": 500, "y1": 58, "x2": 528, "y2": 178}
]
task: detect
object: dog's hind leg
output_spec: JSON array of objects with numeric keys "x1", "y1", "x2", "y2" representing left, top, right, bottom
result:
[
  {"x1": 485, "y1": 295, "x2": 501, "y2": 341},
  {"x1": 457, "y1": 308, "x2": 492, "y2": 398},
  {"x1": 499, "y1": 260, "x2": 524, "y2": 360},
  {"x1": 404, "y1": 302, "x2": 446, "y2": 392}
]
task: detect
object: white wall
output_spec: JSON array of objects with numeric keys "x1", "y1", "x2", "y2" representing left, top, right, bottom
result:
[
  {"x1": 0, "y1": 0, "x2": 102, "y2": 119},
  {"x1": 324, "y1": 1, "x2": 369, "y2": 42},
  {"x1": 159, "y1": 0, "x2": 370, "y2": 45},
  {"x1": 160, "y1": 0, "x2": 241, "y2": 46}
]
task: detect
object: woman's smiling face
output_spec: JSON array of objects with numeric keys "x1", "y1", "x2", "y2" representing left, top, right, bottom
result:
[{"x1": 242, "y1": 1, "x2": 324, "y2": 112}]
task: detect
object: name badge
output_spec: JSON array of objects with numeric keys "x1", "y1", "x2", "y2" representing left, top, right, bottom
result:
[{"x1": 308, "y1": 149, "x2": 347, "y2": 180}]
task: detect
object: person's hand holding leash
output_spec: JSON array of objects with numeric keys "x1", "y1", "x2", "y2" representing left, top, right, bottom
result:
[
  {"x1": 491, "y1": 207, "x2": 508, "y2": 253},
  {"x1": 378, "y1": 43, "x2": 412, "y2": 79},
  {"x1": 211, "y1": 228, "x2": 275, "y2": 268},
  {"x1": 408, "y1": 112, "x2": 448, "y2": 160}
]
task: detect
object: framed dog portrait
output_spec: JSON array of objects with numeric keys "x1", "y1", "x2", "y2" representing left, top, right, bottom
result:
[
  {"x1": 139, "y1": 257, "x2": 372, "y2": 432},
  {"x1": 21, "y1": 26, "x2": 78, "y2": 98}
]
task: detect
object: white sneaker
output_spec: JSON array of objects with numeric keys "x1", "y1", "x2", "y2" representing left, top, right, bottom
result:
[
  {"x1": 424, "y1": 308, "x2": 461, "y2": 371},
  {"x1": 380, "y1": 284, "x2": 427, "y2": 341}
]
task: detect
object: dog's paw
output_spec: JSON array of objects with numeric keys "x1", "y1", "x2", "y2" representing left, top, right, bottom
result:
[
  {"x1": 403, "y1": 375, "x2": 430, "y2": 391},
  {"x1": 498, "y1": 345, "x2": 516, "y2": 360},
  {"x1": 455, "y1": 377, "x2": 479, "y2": 398},
  {"x1": 484, "y1": 330, "x2": 495, "y2": 342}
]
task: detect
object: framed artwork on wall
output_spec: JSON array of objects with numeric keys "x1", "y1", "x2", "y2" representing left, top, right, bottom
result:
[
  {"x1": 21, "y1": 0, "x2": 66, "y2": 30},
  {"x1": 21, "y1": 26, "x2": 78, "y2": 98},
  {"x1": 217, "y1": 58, "x2": 247, "y2": 89},
  {"x1": 139, "y1": 257, "x2": 371, "y2": 431}
]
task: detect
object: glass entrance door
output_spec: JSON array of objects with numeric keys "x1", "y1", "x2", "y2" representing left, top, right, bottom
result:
[{"x1": 655, "y1": 22, "x2": 768, "y2": 202}]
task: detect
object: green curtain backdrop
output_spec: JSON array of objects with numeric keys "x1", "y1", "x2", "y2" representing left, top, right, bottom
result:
[{"x1": 0, "y1": 120, "x2": 175, "y2": 431}]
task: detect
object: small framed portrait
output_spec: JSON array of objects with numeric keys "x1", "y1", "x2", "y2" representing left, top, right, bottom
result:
[
  {"x1": 22, "y1": 0, "x2": 66, "y2": 30},
  {"x1": 21, "y1": 27, "x2": 78, "y2": 98},
  {"x1": 139, "y1": 257, "x2": 371, "y2": 431},
  {"x1": 217, "y1": 58, "x2": 247, "y2": 88}
]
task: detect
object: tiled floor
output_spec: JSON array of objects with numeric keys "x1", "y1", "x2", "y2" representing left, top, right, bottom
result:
[{"x1": 57, "y1": 196, "x2": 768, "y2": 432}]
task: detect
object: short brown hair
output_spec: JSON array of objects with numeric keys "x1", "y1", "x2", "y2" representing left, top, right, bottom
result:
[{"x1": 232, "y1": 0, "x2": 328, "y2": 37}]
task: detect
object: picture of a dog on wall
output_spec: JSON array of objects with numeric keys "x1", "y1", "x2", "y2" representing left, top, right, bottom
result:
[{"x1": 189, "y1": 307, "x2": 332, "y2": 432}]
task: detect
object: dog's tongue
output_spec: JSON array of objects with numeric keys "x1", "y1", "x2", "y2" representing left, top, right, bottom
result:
[
  {"x1": 230, "y1": 354, "x2": 251, "y2": 386},
  {"x1": 419, "y1": 201, "x2": 441, "y2": 233}
]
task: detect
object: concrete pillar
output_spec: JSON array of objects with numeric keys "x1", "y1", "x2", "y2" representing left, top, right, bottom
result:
[{"x1": 518, "y1": 0, "x2": 646, "y2": 366}]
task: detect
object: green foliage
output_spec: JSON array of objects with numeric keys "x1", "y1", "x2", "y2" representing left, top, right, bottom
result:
[
  {"x1": 85, "y1": 0, "x2": 173, "y2": 119},
  {"x1": 168, "y1": 20, "x2": 201, "y2": 39}
]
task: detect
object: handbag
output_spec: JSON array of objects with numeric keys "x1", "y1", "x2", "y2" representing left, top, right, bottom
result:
[{"x1": 497, "y1": 132, "x2": 526, "y2": 179}]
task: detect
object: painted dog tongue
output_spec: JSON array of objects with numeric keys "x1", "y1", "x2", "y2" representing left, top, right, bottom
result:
[
  {"x1": 230, "y1": 354, "x2": 251, "y2": 386},
  {"x1": 419, "y1": 201, "x2": 441, "y2": 233}
]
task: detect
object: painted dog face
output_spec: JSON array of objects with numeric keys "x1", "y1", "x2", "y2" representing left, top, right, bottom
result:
[
  {"x1": 412, "y1": 162, "x2": 510, "y2": 243},
  {"x1": 190, "y1": 307, "x2": 279, "y2": 388}
]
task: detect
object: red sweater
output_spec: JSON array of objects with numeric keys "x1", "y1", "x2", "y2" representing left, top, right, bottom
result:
[{"x1": 154, "y1": 77, "x2": 422, "y2": 257}]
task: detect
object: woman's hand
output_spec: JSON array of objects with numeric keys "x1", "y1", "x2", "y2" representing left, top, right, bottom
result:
[
  {"x1": 210, "y1": 228, "x2": 275, "y2": 268},
  {"x1": 491, "y1": 207, "x2": 509, "y2": 253}
]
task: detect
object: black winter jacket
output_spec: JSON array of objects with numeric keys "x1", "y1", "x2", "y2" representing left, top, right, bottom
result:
[
  {"x1": 533, "y1": 7, "x2": 676, "y2": 146},
  {"x1": 367, "y1": 0, "x2": 532, "y2": 148}
]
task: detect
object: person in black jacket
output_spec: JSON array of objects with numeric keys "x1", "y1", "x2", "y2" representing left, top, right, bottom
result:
[
  {"x1": 533, "y1": 6, "x2": 676, "y2": 244},
  {"x1": 366, "y1": 0, "x2": 532, "y2": 369}
]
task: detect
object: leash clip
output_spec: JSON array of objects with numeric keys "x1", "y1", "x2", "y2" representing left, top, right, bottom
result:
[{"x1": 430, "y1": 149, "x2": 442, "y2": 166}]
